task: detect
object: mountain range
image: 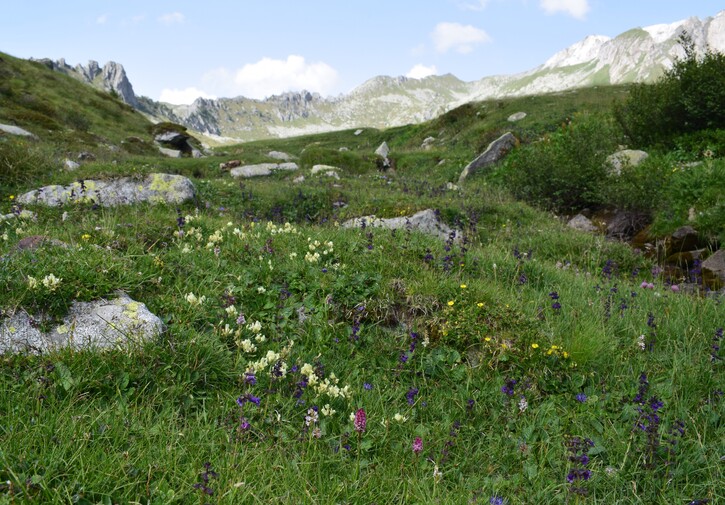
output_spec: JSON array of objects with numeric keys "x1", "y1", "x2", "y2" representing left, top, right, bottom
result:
[{"x1": 33, "y1": 10, "x2": 725, "y2": 144}]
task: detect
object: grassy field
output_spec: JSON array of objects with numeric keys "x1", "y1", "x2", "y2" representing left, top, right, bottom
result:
[{"x1": 0, "y1": 52, "x2": 723, "y2": 504}]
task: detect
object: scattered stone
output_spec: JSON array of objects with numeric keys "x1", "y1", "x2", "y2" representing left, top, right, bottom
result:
[
  {"x1": 229, "y1": 163, "x2": 298, "y2": 178},
  {"x1": 64, "y1": 159, "x2": 81, "y2": 171},
  {"x1": 77, "y1": 152, "x2": 96, "y2": 161},
  {"x1": 17, "y1": 173, "x2": 196, "y2": 207},
  {"x1": 0, "y1": 123, "x2": 38, "y2": 138},
  {"x1": 268, "y1": 150, "x2": 292, "y2": 161},
  {"x1": 0, "y1": 210, "x2": 36, "y2": 223},
  {"x1": 15, "y1": 235, "x2": 66, "y2": 251},
  {"x1": 567, "y1": 214, "x2": 598, "y2": 233},
  {"x1": 293, "y1": 175, "x2": 305, "y2": 184},
  {"x1": 702, "y1": 250, "x2": 725, "y2": 290},
  {"x1": 342, "y1": 209, "x2": 460, "y2": 243},
  {"x1": 606, "y1": 149, "x2": 648, "y2": 176},
  {"x1": 375, "y1": 142, "x2": 390, "y2": 158},
  {"x1": 605, "y1": 210, "x2": 648, "y2": 240},
  {"x1": 220, "y1": 160, "x2": 242, "y2": 171},
  {"x1": 158, "y1": 147, "x2": 182, "y2": 158},
  {"x1": 507, "y1": 112, "x2": 527, "y2": 122},
  {"x1": 668, "y1": 226, "x2": 701, "y2": 254},
  {"x1": 0, "y1": 292, "x2": 164, "y2": 354},
  {"x1": 445, "y1": 182, "x2": 460, "y2": 191},
  {"x1": 338, "y1": 147, "x2": 349, "y2": 152},
  {"x1": 311, "y1": 164, "x2": 340, "y2": 178},
  {"x1": 458, "y1": 132, "x2": 517, "y2": 183},
  {"x1": 421, "y1": 137, "x2": 436, "y2": 150},
  {"x1": 354, "y1": 129, "x2": 364, "y2": 136}
]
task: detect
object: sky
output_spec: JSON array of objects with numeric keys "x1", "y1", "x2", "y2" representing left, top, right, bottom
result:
[{"x1": 1, "y1": 1, "x2": 723, "y2": 104}]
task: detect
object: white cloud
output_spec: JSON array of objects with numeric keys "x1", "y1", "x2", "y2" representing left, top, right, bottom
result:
[
  {"x1": 432, "y1": 22, "x2": 491, "y2": 54},
  {"x1": 539, "y1": 0, "x2": 590, "y2": 19},
  {"x1": 202, "y1": 55, "x2": 339, "y2": 100},
  {"x1": 159, "y1": 87, "x2": 216, "y2": 105},
  {"x1": 96, "y1": 14, "x2": 109, "y2": 25},
  {"x1": 406, "y1": 64, "x2": 438, "y2": 79},
  {"x1": 159, "y1": 12, "x2": 185, "y2": 25}
]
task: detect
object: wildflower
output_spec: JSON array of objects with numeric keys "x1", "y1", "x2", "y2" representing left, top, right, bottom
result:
[
  {"x1": 27, "y1": 276, "x2": 38, "y2": 289},
  {"x1": 305, "y1": 407, "x2": 319, "y2": 426},
  {"x1": 460, "y1": 284, "x2": 467, "y2": 289},
  {"x1": 447, "y1": 300, "x2": 455, "y2": 307},
  {"x1": 412, "y1": 436, "x2": 423, "y2": 455},
  {"x1": 576, "y1": 393, "x2": 588, "y2": 403},
  {"x1": 518, "y1": 396, "x2": 528, "y2": 412},
  {"x1": 671, "y1": 284, "x2": 680, "y2": 292},
  {"x1": 257, "y1": 286, "x2": 266, "y2": 294},
  {"x1": 406, "y1": 387, "x2": 419, "y2": 406},
  {"x1": 185, "y1": 292, "x2": 205, "y2": 306},
  {"x1": 41, "y1": 274, "x2": 62, "y2": 292},
  {"x1": 81, "y1": 233, "x2": 91, "y2": 241},
  {"x1": 321, "y1": 404, "x2": 336, "y2": 417},
  {"x1": 244, "y1": 371, "x2": 257, "y2": 385},
  {"x1": 531, "y1": 343, "x2": 539, "y2": 349},
  {"x1": 501, "y1": 378, "x2": 517, "y2": 396},
  {"x1": 354, "y1": 408, "x2": 367, "y2": 433},
  {"x1": 477, "y1": 302, "x2": 484, "y2": 307},
  {"x1": 566, "y1": 436, "x2": 594, "y2": 495},
  {"x1": 489, "y1": 497, "x2": 506, "y2": 505},
  {"x1": 363, "y1": 382, "x2": 373, "y2": 391},
  {"x1": 393, "y1": 413, "x2": 408, "y2": 423},
  {"x1": 432, "y1": 464, "x2": 443, "y2": 483}
]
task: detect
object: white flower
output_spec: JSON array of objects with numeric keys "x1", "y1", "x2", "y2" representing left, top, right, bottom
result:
[
  {"x1": 41, "y1": 274, "x2": 62, "y2": 292},
  {"x1": 321, "y1": 404, "x2": 336, "y2": 417},
  {"x1": 247, "y1": 320, "x2": 262, "y2": 333},
  {"x1": 393, "y1": 413, "x2": 408, "y2": 423},
  {"x1": 257, "y1": 286, "x2": 266, "y2": 294},
  {"x1": 225, "y1": 305, "x2": 238, "y2": 317},
  {"x1": 518, "y1": 396, "x2": 528, "y2": 412},
  {"x1": 254, "y1": 334, "x2": 266, "y2": 343},
  {"x1": 27, "y1": 276, "x2": 38, "y2": 289},
  {"x1": 433, "y1": 464, "x2": 443, "y2": 483},
  {"x1": 289, "y1": 252, "x2": 298, "y2": 260},
  {"x1": 185, "y1": 292, "x2": 205, "y2": 306},
  {"x1": 239, "y1": 339, "x2": 256, "y2": 353}
]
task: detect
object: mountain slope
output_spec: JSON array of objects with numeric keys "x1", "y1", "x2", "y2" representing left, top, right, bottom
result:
[{"x1": 25, "y1": 10, "x2": 725, "y2": 143}]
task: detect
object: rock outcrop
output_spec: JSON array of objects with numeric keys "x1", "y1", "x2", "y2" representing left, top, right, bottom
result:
[
  {"x1": 229, "y1": 163, "x2": 299, "y2": 178},
  {"x1": 458, "y1": 132, "x2": 517, "y2": 183},
  {"x1": 0, "y1": 123, "x2": 38, "y2": 138},
  {"x1": 342, "y1": 209, "x2": 460, "y2": 243},
  {"x1": 606, "y1": 149, "x2": 649, "y2": 176},
  {"x1": 0, "y1": 292, "x2": 164, "y2": 354},
  {"x1": 17, "y1": 173, "x2": 196, "y2": 207}
]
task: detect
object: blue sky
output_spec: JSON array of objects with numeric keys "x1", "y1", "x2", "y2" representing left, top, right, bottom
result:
[{"x1": 2, "y1": 1, "x2": 723, "y2": 104}]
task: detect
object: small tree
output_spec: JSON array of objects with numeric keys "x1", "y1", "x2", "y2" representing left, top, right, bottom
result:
[{"x1": 614, "y1": 32, "x2": 725, "y2": 148}]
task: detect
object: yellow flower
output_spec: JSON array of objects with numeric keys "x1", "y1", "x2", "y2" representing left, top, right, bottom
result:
[
  {"x1": 531, "y1": 343, "x2": 539, "y2": 349},
  {"x1": 460, "y1": 284, "x2": 467, "y2": 289},
  {"x1": 484, "y1": 337, "x2": 492, "y2": 342},
  {"x1": 563, "y1": 352, "x2": 569, "y2": 359},
  {"x1": 81, "y1": 234, "x2": 91, "y2": 241},
  {"x1": 447, "y1": 300, "x2": 455, "y2": 307},
  {"x1": 477, "y1": 302, "x2": 484, "y2": 308},
  {"x1": 8, "y1": 195, "x2": 14, "y2": 200}
]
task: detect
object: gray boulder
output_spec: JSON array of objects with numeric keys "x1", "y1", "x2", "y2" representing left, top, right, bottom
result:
[
  {"x1": 375, "y1": 142, "x2": 390, "y2": 158},
  {"x1": 342, "y1": 209, "x2": 460, "y2": 243},
  {"x1": 702, "y1": 250, "x2": 725, "y2": 290},
  {"x1": 567, "y1": 214, "x2": 597, "y2": 233},
  {"x1": 17, "y1": 173, "x2": 196, "y2": 207},
  {"x1": 0, "y1": 123, "x2": 38, "y2": 138},
  {"x1": 158, "y1": 147, "x2": 183, "y2": 158},
  {"x1": 230, "y1": 163, "x2": 299, "y2": 178},
  {"x1": 268, "y1": 150, "x2": 292, "y2": 161},
  {"x1": 0, "y1": 292, "x2": 163, "y2": 354},
  {"x1": 311, "y1": 164, "x2": 340, "y2": 179},
  {"x1": 507, "y1": 112, "x2": 527, "y2": 122},
  {"x1": 64, "y1": 159, "x2": 81, "y2": 171},
  {"x1": 458, "y1": 132, "x2": 517, "y2": 183},
  {"x1": 421, "y1": 137, "x2": 436, "y2": 150},
  {"x1": 606, "y1": 149, "x2": 648, "y2": 176}
]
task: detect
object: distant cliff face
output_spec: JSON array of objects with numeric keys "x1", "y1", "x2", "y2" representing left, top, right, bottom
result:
[
  {"x1": 32, "y1": 58, "x2": 139, "y2": 107},
  {"x1": 36, "y1": 10, "x2": 725, "y2": 143}
]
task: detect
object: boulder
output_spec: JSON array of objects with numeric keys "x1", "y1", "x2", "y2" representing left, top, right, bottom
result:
[
  {"x1": 458, "y1": 132, "x2": 517, "y2": 183},
  {"x1": 701, "y1": 249, "x2": 725, "y2": 290},
  {"x1": 342, "y1": 209, "x2": 460, "y2": 243},
  {"x1": 0, "y1": 210, "x2": 36, "y2": 223},
  {"x1": 77, "y1": 152, "x2": 96, "y2": 161},
  {"x1": 229, "y1": 163, "x2": 298, "y2": 178},
  {"x1": 354, "y1": 129, "x2": 364, "y2": 136},
  {"x1": 668, "y1": 226, "x2": 701, "y2": 254},
  {"x1": 153, "y1": 129, "x2": 201, "y2": 157},
  {"x1": 17, "y1": 173, "x2": 196, "y2": 207},
  {"x1": 0, "y1": 123, "x2": 38, "y2": 138},
  {"x1": 567, "y1": 214, "x2": 598, "y2": 233},
  {"x1": 268, "y1": 151, "x2": 292, "y2": 161},
  {"x1": 0, "y1": 292, "x2": 164, "y2": 354},
  {"x1": 606, "y1": 149, "x2": 648, "y2": 176},
  {"x1": 507, "y1": 112, "x2": 527, "y2": 122},
  {"x1": 311, "y1": 165, "x2": 340, "y2": 179},
  {"x1": 375, "y1": 142, "x2": 390, "y2": 158},
  {"x1": 158, "y1": 147, "x2": 182, "y2": 158},
  {"x1": 64, "y1": 159, "x2": 81, "y2": 171},
  {"x1": 421, "y1": 137, "x2": 436, "y2": 150}
]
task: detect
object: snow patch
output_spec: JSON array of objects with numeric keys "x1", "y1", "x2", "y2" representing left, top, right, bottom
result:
[{"x1": 643, "y1": 20, "x2": 685, "y2": 44}]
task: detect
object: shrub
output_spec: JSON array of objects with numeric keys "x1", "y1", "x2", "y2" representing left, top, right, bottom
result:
[
  {"x1": 614, "y1": 33, "x2": 725, "y2": 149},
  {"x1": 501, "y1": 113, "x2": 619, "y2": 213}
]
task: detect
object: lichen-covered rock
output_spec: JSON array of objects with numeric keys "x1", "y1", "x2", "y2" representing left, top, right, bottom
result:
[
  {"x1": 311, "y1": 165, "x2": 340, "y2": 178},
  {"x1": 606, "y1": 149, "x2": 648, "y2": 176},
  {"x1": 342, "y1": 209, "x2": 460, "y2": 242},
  {"x1": 0, "y1": 292, "x2": 164, "y2": 354},
  {"x1": 16, "y1": 173, "x2": 196, "y2": 206},
  {"x1": 567, "y1": 214, "x2": 598, "y2": 233},
  {"x1": 268, "y1": 151, "x2": 292, "y2": 161},
  {"x1": 702, "y1": 249, "x2": 725, "y2": 290}
]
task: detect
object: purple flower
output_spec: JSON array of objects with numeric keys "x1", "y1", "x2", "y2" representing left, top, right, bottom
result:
[
  {"x1": 406, "y1": 387, "x2": 419, "y2": 405},
  {"x1": 501, "y1": 378, "x2": 517, "y2": 396},
  {"x1": 354, "y1": 408, "x2": 367, "y2": 433},
  {"x1": 245, "y1": 371, "x2": 257, "y2": 385},
  {"x1": 576, "y1": 393, "x2": 587, "y2": 403},
  {"x1": 363, "y1": 382, "x2": 373, "y2": 391},
  {"x1": 489, "y1": 497, "x2": 506, "y2": 505},
  {"x1": 412, "y1": 436, "x2": 423, "y2": 455}
]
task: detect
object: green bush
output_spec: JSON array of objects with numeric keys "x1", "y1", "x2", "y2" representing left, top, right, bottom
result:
[
  {"x1": 501, "y1": 113, "x2": 619, "y2": 212},
  {"x1": 614, "y1": 34, "x2": 725, "y2": 149}
]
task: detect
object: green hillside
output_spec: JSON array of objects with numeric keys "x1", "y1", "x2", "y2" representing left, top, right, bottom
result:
[{"x1": 0, "y1": 51, "x2": 723, "y2": 504}]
